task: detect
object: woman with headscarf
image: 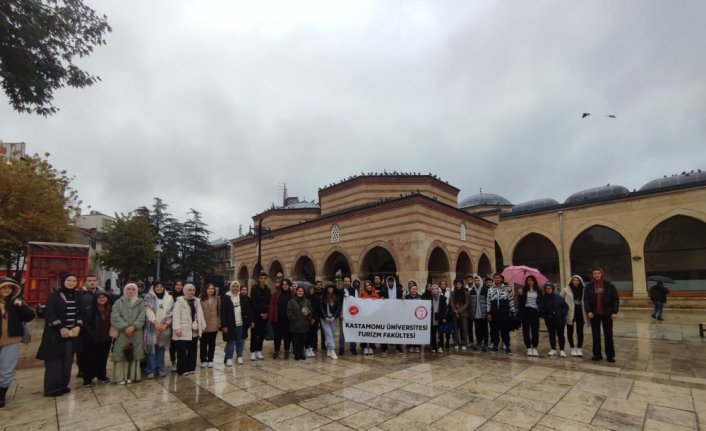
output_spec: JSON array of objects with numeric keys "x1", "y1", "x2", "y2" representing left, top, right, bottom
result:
[
  {"x1": 172, "y1": 284, "x2": 206, "y2": 375},
  {"x1": 0, "y1": 277, "x2": 35, "y2": 407},
  {"x1": 143, "y1": 281, "x2": 174, "y2": 378},
  {"x1": 199, "y1": 283, "x2": 220, "y2": 368},
  {"x1": 168, "y1": 280, "x2": 184, "y2": 371},
  {"x1": 81, "y1": 291, "x2": 113, "y2": 385},
  {"x1": 37, "y1": 273, "x2": 84, "y2": 397},
  {"x1": 287, "y1": 285, "x2": 315, "y2": 361},
  {"x1": 221, "y1": 281, "x2": 253, "y2": 365},
  {"x1": 111, "y1": 283, "x2": 146, "y2": 384}
]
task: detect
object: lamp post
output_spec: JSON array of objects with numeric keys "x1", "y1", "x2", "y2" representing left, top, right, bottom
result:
[
  {"x1": 155, "y1": 240, "x2": 162, "y2": 281},
  {"x1": 250, "y1": 219, "x2": 273, "y2": 274}
]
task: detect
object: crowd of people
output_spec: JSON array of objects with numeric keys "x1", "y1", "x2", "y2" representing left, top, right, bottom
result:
[{"x1": 0, "y1": 267, "x2": 622, "y2": 409}]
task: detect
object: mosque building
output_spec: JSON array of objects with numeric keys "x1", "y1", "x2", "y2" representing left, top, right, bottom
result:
[{"x1": 227, "y1": 171, "x2": 706, "y2": 307}]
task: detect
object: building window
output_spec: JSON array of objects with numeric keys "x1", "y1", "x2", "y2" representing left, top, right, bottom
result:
[
  {"x1": 460, "y1": 223, "x2": 467, "y2": 241},
  {"x1": 331, "y1": 225, "x2": 340, "y2": 243}
]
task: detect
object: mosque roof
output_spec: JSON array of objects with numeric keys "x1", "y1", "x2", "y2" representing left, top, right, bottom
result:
[
  {"x1": 564, "y1": 185, "x2": 630, "y2": 204},
  {"x1": 640, "y1": 170, "x2": 706, "y2": 191},
  {"x1": 458, "y1": 192, "x2": 513, "y2": 209},
  {"x1": 508, "y1": 198, "x2": 560, "y2": 214}
]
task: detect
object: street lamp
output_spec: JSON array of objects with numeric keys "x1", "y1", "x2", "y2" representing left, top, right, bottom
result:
[{"x1": 155, "y1": 240, "x2": 163, "y2": 281}]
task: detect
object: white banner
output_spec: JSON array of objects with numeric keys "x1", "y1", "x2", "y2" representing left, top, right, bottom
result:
[{"x1": 342, "y1": 297, "x2": 431, "y2": 344}]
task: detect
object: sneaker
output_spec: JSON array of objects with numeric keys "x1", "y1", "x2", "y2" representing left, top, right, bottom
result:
[
  {"x1": 146, "y1": 373, "x2": 155, "y2": 379},
  {"x1": 171, "y1": 364, "x2": 177, "y2": 372},
  {"x1": 326, "y1": 349, "x2": 332, "y2": 358},
  {"x1": 208, "y1": 362, "x2": 214, "y2": 368},
  {"x1": 306, "y1": 348, "x2": 315, "y2": 358},
  {"x1": 226, "y1": 359, "x2": 233, "y2": 366},
  {"x1": 330, "y1": 349, "x2": 338, "y2": 359},
  {"x1": 431, "y1": 349, "x2": 436, "y2": 353},
  {"x1": 236, "y1": 357, "x2": 244, "y2": 365},
  {"x1": 201, "y1": 362, "x2": 208, "y2": 368},
  {"x1": 126, "y1": 379, "x2": 133, "y2": 384},
  {"x1": 158, "y1": 372, "x2": 166, "y2": 378},
  {"x1": 250, "y1": 352, "x2": 257, "y2": 361},
  {"x1": 256, "y1": 351, "x2": 264, "y2": 360},
  {"x1": 490, "y1": 346, "x2": 498, "y2": 353},
  {"x1": 577, "y1": 348, "x2": 583, "y2": 357},
  {"x1": 380, "y1": 351, "x2": 387, "y2": 356},
  {"x1": 117, "y1": 381, "x2": 126, "y2": 385},
  {"x1": 548, "y1": 350, "x2": 557, "y2": 357},
  {"x1": 607, "y1": 357, "x2": 616, "y2": 363},
  {"x1": 532, "y1": 348, "x2": 539, "y2": 357},
  {"x1": 461, "y1": 346, "x2": 467, "y2": 351},
  {"x1": 454, "y1": 345, "x2": 460, "y2": 350},
  {"x1": 504, "y1": 347, "x2": 513, "y2": 355},
  {"x1": 527, "y1": 348, "x2": 533, "y2": 356},
  {"x1": 570, "y1": 347, "x2": 577, "y2": 357},
  {"x1": 560, "y1": 350, "x2": 567, "y2": 358}
]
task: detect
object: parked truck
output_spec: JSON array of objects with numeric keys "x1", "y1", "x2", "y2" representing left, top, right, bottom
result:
[{"x1": 24, "y1": 241, "x2": 90, "y2": 313}]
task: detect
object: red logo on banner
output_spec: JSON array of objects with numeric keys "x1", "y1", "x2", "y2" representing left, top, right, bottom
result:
[
  {"x1": 414, "y1": 306, "x2": 428, "y2": 320},
  {"x1": 349, "y1": 305, "x2": 359, "y2": 316}
]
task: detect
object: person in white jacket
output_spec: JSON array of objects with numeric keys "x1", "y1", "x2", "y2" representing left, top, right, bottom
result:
[{"x1": 172, "y1": 284, "x2": 206, "y2": 375}]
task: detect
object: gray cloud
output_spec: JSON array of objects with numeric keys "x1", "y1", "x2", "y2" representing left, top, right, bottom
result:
[{"x1": 1, "y1": 0, "x2": 704, "y2": 238}]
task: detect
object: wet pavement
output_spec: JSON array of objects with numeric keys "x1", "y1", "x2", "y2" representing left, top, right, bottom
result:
[{"x1": 1, "y1": 309, "x2": 705, "y2": 430}]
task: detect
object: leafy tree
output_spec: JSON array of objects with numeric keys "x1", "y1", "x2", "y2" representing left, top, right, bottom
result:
[
  {"x1": 97, "y1": 212, "x2": 156, "y2": 282},
  {"x1": 0, "y1": 0, "x2": 112, "y2": 115},
  {"x1": 0, "y1": 152, "x2": 80, "y2": 278}
]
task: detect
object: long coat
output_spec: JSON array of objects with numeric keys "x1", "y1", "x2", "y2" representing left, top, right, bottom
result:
[
  {"x1": 172, "y1": 296, "x2": 206, "y2": 341},
  {"x1": 111, "y1": 296, "x2": 146, "y2": 362},
  {"x1": 287, "y1": 296, "x2": 313, "y2": 334},
  {"x1": 36, "y1": 289, "x2": 83, "y2": 360}
]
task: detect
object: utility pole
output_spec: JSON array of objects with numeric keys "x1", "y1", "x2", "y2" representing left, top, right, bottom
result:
[{"x1": 252, "y1": 219, "x2": 273, "y2": 273}]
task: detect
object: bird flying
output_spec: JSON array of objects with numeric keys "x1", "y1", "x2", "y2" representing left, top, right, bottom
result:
[{"x1": 581, "y1": 113, "x2": 590, "y2": 118}]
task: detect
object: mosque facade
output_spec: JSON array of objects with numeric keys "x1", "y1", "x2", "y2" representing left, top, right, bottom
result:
[{"x1": 228, "y1": 171, "x2": 706, "y2": 306}]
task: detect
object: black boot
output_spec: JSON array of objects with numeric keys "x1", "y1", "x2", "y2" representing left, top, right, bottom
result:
[{"x1": 0, "y1": 386, "x2": 8, "y2": 408}]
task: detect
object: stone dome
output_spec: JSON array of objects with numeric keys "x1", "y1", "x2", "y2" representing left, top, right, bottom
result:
[
  {"x1": 459, "y1": 192, "x2": 513, "y2": 209},
  {"x1": 640, "y1": 170, "x2": 706, "y2": 191},
  {"x1": 509, "y1": 198, "x2": 560, "y2": 213},
  {"x1": 564, "y1": 185, "x2": 630, "y2": 204}
]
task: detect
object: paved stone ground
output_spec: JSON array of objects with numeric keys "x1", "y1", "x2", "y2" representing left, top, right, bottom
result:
[{"x1": 1, "y1": 309, "x2": 705, "y2": 430}]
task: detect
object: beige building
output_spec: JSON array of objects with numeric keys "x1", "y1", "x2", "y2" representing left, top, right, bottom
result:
[{"x1": 230, "y1": 171, "x2": 706, "y2": 306}]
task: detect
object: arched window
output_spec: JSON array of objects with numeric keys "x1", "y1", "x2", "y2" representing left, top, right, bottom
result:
[
  {"x1": 460, "y1": 223, "x2": 467, "y2": 241},
  {"x1": 330, "y1": 225, "x2": 340, "y2": 243}
]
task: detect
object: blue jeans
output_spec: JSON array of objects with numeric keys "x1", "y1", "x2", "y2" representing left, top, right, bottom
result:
[
  {"x1": 0, "y1": 343, "x2": 21, "y2": 388},
  {"x1": 652, "y1": 301, "x2": 665, "y2": 319},
  {"x1": 145, "y1": 345, "x2": 166, "y2": 375},
  {"x1": 224, "y1": 326, "x2": 244, "y2": 360}
]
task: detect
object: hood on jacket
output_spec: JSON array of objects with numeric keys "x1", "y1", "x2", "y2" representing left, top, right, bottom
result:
[
  {"x1": 94, "y1": 290, "x2": 114, "y2": 305},
  {"x1": 567, "y1": 274, "x2": 586, "y2": 289},
  {"x1": 0, "y1": 277, "x2": 22, "y2": 301},
  {"x1": 386, "y1": 276, "x2": 397, "y2": 291},
  {"x1": 472, "y1": 274, "x2": 483, "y2": 287}
]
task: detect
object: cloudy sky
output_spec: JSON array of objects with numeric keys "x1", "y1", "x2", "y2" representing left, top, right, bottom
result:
[{"x1": 2, "y1": 0, "x2": 705, "y2": 239}]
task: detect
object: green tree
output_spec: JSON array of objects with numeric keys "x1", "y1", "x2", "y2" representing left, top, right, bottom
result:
[
  {"x1": 0, "y1": 0, "x2": 112, "y2": 115},
  {"x1": 0, "y1": 152, "x2": 80, "y2": 278},
  {"x1": 181, "y1": 208, "x2": 214, "y2": 279},
  {"x1": 97, "y1": 212, "x2": 156, "y2": 282}
]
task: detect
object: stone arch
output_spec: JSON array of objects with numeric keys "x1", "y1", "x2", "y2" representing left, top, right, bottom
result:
[
  {"x1": 426, "y1": 242, "x2": 451, "y2": 284},
  {"x1": 321, "y1": 246, "x2": 353, "y2": 282},
  {"x1": 566, "y1": 218, "x2": 635, "y2": 249},
  {"x1": 478, "y1": 252, "x2": 493, "y2": 277},
  {"x1": 508, "y1": 227, "x2": 560, "y2": 257},
  {"x1": 638, "y1": 208, "x2": 706, "y2": 246},
  {"x1": 644, "y1": 215, "x2": 706, "y2": 295},
  {"x1": 267, "y1": 258, "x2": 285, "y2": 284},
  {"x1": 236, "y1": 265, "x2": 249, "y2": 287},
  {"x1": 358, "y1": 241, "x2": 399, "y2": 282},
  {"x1": 570, "y1": 225, "x2": 633, "y2": 293},
  {"x1": 292, "y1": 251, "x2": 317, "y2": 283},
  {"x1": 455, "y1": 247, "x2": 473, "y2": 279},
  {"x1": 494, "y1": 241, "x2": 505, "y2": 273},
  {"x1": 512, "y1": 232, "x2": 560, "y2": 284}
]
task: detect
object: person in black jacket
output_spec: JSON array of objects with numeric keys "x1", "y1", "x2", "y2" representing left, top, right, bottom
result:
[
  {"x1": 305, "y1": 284, "x2": 321, "y2": 357},
  {"x1": 583, "y1": 267, "x2": 620, "y2": 363},
  {"x1": 380, "y1": 276, "x2": 403, "y2": 355},
  {"x1": 221, "y1": 281, "x2": 253, "y2": 366},
  {"x1": 249, "y1": 272, "x2": 272, "y2": 361},
  {"x1": 517, "y1": 275, "x2": 543, "y2": 357},
  {"x1": 649, "y1": 282, "x2": 670, "y2": 321},
  {"x1": 36, "y1": 273, "x2": 84, "y2": 397},
  {"x1": 339, "y1": 277, "x2": 359, "y2": 356},
  {"x1": 541, "y1": 283, "x2": 568, "y2": 358},
  {"x1": 76, "y1": 274, "x2": 100, "y2": 379},
  {"x1": 0, "y1": 277, "x2": 36, "y2": 408},
  {"x1": 81, "y1": 291, "x2": 113, "y2": 385}
]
